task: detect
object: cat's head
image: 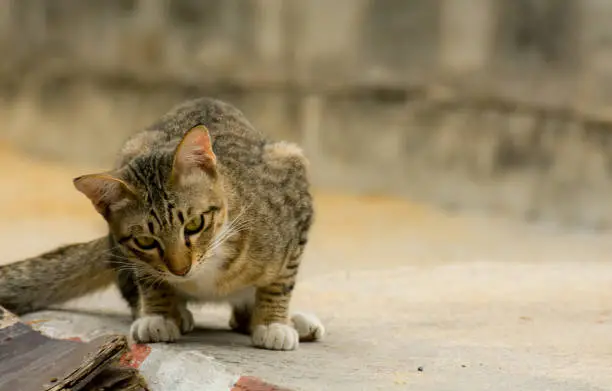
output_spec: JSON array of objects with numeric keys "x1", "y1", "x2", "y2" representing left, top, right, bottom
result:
[{"x1": 74, "y1": 125, "x2": 228, "y2": 278}]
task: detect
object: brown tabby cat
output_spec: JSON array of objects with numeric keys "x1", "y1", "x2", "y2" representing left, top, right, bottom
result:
[{"x1": 0, "y1": 97, "x2": 324, "y2": 350}]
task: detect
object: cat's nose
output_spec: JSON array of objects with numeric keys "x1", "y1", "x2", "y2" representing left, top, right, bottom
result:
[
  {"x1": 169, "y1": 263, "x2": 191, "y2": 276},
  {"x1": 165, "y1": 256, "x2": 192, "y2": 276}
]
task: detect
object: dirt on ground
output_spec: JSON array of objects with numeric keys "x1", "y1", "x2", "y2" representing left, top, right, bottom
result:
[{"x1": 1, "y1": 146, "x2": 612, "y2": 391}]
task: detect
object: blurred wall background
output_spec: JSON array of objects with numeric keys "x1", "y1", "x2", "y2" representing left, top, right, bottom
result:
[{"x1": 1, "y1": 0, "x2": 612, "y2": 228}]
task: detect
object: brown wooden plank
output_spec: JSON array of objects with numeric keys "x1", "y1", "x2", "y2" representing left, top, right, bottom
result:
[
  {"x1": 0, "y1": 306, "x2": 148, "y2": 391},
  {"x1": 86, "y1": 365, "x2": 149, "y2": 391}
]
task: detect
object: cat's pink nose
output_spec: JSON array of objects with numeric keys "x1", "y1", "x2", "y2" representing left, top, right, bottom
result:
[{"x1": 169, "y1": 263, "x2": 191, "y2": 276}]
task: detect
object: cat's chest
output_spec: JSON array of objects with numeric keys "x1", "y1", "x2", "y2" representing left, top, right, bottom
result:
[{"x1": 172, "y1": 255, "x2": 223, "y2": 300}]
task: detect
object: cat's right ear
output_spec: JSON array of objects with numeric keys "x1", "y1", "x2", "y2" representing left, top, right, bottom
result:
[
  {"x1": 73, "y1": 173, "x2": 136, "y2": 217},
  {"x1": 172, "y1": 125, "x2": 217, "y2": 183}
]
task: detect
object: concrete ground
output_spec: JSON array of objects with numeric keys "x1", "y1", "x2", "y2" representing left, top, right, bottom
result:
[{"x1": 1, "y1": 145, "x2": 612, "y2": 390}]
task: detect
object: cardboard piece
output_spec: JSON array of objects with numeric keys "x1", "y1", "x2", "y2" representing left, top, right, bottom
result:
[{"x1": 0, "y1": 306, "x2": 148, "y2": 391}]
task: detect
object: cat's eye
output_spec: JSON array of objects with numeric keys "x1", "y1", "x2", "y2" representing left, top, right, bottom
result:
[
  {"x1": 184, "y1": 215, "x2": 205, "y2": 236},
  {"x1": 133, "y1": 236, "x2": 158, "y2": 250}
]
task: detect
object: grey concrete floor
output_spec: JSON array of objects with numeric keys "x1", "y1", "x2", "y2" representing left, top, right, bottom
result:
[{"x1": 1, "y1": 147, "x2": 612, "y2": 391}]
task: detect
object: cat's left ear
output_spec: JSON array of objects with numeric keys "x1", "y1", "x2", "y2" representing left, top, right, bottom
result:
[{"x1": 172, "y1": 125, "x2": 217, "y2": 180}]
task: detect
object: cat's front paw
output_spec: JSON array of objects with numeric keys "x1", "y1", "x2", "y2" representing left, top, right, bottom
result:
[
  {"x1": 130, "y1": 315, "x2": 181, "y2": 343},
  {"x1": 291, "y1": 312, "x2": 325, "y2": 342},
  {"x1": 252, "y1": 323, "x2": 299, "y2": 351}
]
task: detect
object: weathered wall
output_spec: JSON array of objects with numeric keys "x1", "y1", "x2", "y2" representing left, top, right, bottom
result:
[{"x1": 2, "y1": 0, "x2": 612, "y2": 228}]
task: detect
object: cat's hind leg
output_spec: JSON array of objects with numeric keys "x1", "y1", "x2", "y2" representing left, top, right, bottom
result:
[
  {"x1": 290, "y1": 312, "x2": 325, "y2": 342},
  {"x1": 230, "y1": 302, "x2": 325, "y2": 342},
  {"x1": 229, "y1": 282, "x2": 325, "y2": 349},
  {"x1": 228, "y1": 287, "x2": 255, "y2": 335},
  {"x1": 230, "y1": 302, "x2": 253, "y2": 335},
  {"x1": 249, "y1": 285, "x2": 325, "y2": 350}
]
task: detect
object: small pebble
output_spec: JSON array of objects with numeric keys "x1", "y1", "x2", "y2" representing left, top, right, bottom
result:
[
  {"x1": 417, "y1": 366, "x2": 424, "y2": 372},
  {"x1": 461, "y1": 364, "x2": 467, "y2": 368},
  {"x1": 50, "y1": 378, "x2": 58, "y2": 383}
]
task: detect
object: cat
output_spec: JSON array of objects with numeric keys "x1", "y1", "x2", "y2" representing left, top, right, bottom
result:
[{"x1": 0, "y1": 97, "x2": 324, "y2": 351}]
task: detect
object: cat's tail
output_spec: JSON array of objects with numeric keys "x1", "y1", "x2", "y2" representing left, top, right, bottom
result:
[{"x1": 0, "y1": 237, "x2": 116, "y2": 315}]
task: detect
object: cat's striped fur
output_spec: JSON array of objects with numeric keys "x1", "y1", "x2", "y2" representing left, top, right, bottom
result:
[{"x1": 0, "y1": 97, "x2": 324, "y2": 350}]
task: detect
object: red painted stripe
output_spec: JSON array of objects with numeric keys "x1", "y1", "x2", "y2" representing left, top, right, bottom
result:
[
  {"x1": 232, "y1": 376, "x2": 294, "y2": 391},
  {"x1": 120, "y1": 344, "x2": 152, "y2": 368}
]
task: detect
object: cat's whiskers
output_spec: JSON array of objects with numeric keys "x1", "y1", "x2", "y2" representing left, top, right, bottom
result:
[
  {"x1": 108, "y1": 256, "x2": 166, "y2": 282},
  {"x1": 198, "y1": 215, "x2": 250, "y2": 264},
  {"x1": 209, "y1": 204, "x2": 252, "y2": 249},
  {"x1": 91, "y1": 244, "x2": 169, "y2": 280},
  {"x1": 190, "y1": 203, "x2": 252, "y2": 268}
]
